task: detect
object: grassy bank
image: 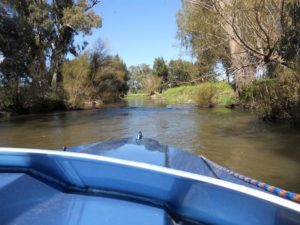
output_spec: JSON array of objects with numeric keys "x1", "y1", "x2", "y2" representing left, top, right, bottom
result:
[
  {"x1": 125, "y1": 93, "x2": 149, "y2": 99},
  {"x1": 160, "y1": 82, "x2": 238, "y2": 107}
]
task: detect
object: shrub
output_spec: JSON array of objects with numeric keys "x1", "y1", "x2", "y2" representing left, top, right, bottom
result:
[
  {"x1": 194, "y1": 82, "x2": 237, "y2": 107},
  {"x1": 243, "y1": 77, "x2": 300, "y2": 125},
  {"x1": 194, "y1": 83, "x2": 216, "y2": 106},
  {"x1": 141, "y1": 75, "x2": 162, "y2": 94}
]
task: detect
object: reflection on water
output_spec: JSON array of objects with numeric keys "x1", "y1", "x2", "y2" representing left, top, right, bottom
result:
[{"x1": 0, "y1": 96, "x2": 300, "y2": 193}]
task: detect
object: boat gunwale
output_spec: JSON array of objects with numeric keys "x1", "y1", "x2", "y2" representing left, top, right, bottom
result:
[{"x1": 0, "y1": 147, "x2": 299, "y2": 213}]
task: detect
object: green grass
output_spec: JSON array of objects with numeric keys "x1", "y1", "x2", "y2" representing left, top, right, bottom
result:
[
  {"x1": 125, "y1": 93, "x2": 148, "y2": 99},
  {"x1": 160, "y1": 85, "x2": 198, "y2": 104},
  {"x1": 211, "y1": 82, "x2": 238, "y2": 106},
  {"x1": 160, "y1": 82, "x2": 238, "y2": 106}
]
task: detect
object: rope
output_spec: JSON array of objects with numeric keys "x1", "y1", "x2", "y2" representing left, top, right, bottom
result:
[{"x1": 201, "y1": 156, "x2": 300, "y2": 204}]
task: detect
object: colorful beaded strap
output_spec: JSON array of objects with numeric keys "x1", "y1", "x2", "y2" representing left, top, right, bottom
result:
[{"x1": 201, "y1": 156, "x2": 300, "y2": 204}]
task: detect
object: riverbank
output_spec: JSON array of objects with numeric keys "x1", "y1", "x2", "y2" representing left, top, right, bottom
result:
[
  {"x1": 0, "y1": 111, "x2": 13, "y2": 118},
  {"x1": 0, "y1": 97, "x2": 124, "y2": 117},
  {"x1": 127, "y1": 82, "x2": 239, "y2": 108}
]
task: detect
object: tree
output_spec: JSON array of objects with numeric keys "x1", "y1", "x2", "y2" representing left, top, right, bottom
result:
[
  {"x1": 178, "y1": 0, "x2": 300, "y2": 94},
  {"x1": 62, "y1": 54, "x2": 90, "y2": 108},
  {"x1": 177, "y1": 0, "x2": 231, "y2": 82},
  {"x1": 128, "y1": 64, "x2": 152, "y2": 93},
  {"x1": 94, "y1": 55, "x2": 129, "y2": 102},
  {"x1": 62, "y1": 48, "x2": 130, "y2": 107},
  {"x1": 140, "y1": 75, "x2": 162, "y2": 95},
  {"x1": 0, "y1": 0, "x2": 101, "y2": 111},
  {"x1": 168, "y1": 59, "x2": 197, "y2": 84},
  {"x1": 50, "y1": 0, "x2": 102, "y2": 94},
  {"x1": 153, "y1": 57, "x2": 169, "y2": 81},
  {"x1": 86, "y1": 39, "x2": 109, "y2": 97},
  {"x1": 279, "y1": 2, "x2": 300, "y2": 77},
  {"x1": 0, "y1": 5, "x2": 36, "y2": 110}
]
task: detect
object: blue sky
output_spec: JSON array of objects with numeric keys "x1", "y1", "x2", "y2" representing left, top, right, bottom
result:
[{"x1": 77, "y1": 0, "x2": 191, "y2": 67}]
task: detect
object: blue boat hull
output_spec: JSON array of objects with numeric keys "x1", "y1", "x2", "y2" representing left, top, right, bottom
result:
[{"x1": 0, "y1": 138, "x2": 299, "y2": 225}]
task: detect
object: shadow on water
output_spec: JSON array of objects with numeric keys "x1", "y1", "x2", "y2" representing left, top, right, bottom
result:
[{"x1": 0, "y1": 96, "x2": 300, "y2": 193}]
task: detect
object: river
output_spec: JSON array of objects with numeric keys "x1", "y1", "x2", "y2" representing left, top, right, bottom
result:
[{"x1": 0, "y1": 96, "x2": 300, "y2": 193}]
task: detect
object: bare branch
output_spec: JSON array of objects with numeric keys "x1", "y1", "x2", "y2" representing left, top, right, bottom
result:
[
  {"x1": 85, "y1": 0, "x2": 100, "y2": 11},
  {"x1": 255, "y1": 0, "x2": 272, "y2": 49},
  {"x1": 280, "y1": 0, "x2": 286, "y2": 32}
]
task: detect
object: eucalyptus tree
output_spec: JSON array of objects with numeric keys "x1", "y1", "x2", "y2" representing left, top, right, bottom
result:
[
  {"x1": 0, "y1": 2, "x2": 37, "y2": 110},
  {"x1": 49, "y1": 0, "x2": 101, "y2": 94},
  {"x1": 0, "y1": 0, "x2": 101, "y2": 111}
]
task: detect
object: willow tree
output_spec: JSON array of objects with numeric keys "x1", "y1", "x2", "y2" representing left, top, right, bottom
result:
[
  {"x1": 177, "y1": 0, "x2": 231, "y2": 81},
  {"x1": 178, "y1": 0, "x2": 299, "y2": 94}
]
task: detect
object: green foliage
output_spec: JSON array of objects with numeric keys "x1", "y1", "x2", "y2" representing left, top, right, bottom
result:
[
  {"x1": 178, "y1": 0, "x2": 300, "y2": 80},
  {"x1": 63, "y1": 3, "x2": 101, "y2": 35},
  {"x1": 128, "y1": 59, "x2": 201, "y2": 94},
  {"x1": 62, "y1": 55, "x2": 91, "y2": 108},
  {"x1": 177, "y1": 0, "x2": 300, "y2": 125},
  {"x1": 280, "y1": 2, "x2": 300, "y2": 74},
  {"x1": 140, "y1": 75, "x2": 162, "y2": 95},
  {"x1": 194, "y1": 83, "x2": 216, "y2": 106},
  {"x1": 243, "y1": 76, "x2": 300, "y2": 124},
  {"x1": 128, "y1": 64, "x2": 152, "y2": 93},
  {"x1": 96, "y1": 56, "x2": 130, "y2": 102},
  {"x1": 125, "y1": 93, "x2": 148, "y2": 99},
  {"x1": 62, "y1": 52, "x2": 129, "y2": 108},
  {"x1": 0, "y1": 85, "x2": 64, "y2": 113},
  {"x1": 0, "y1": 0, "x2": 101, "y2": 112},
  {"x1": 168, "y1": 59, "x2": 194, "y2": 84},
  {"x1": 194, "y1": 82, "x2": 237, "y2": 107},
  {"x1": 153, "y1": 57, "x2": 168, "y2": 81},
  {"x1": 177, "y1": 1, "x2": 230, "y2": 77}
]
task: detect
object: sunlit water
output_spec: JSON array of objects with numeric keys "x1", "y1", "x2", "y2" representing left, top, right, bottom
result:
[{"x1": 0, "y1": 96, "x2": 300, "y2": 193}]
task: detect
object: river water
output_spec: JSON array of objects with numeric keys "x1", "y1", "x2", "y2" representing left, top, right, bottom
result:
[{"x1": 0, "y1": 97, "x2": 300, "y2": 193}]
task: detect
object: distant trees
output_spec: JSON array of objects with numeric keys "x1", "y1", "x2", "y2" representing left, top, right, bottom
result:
[
  {"x1": 128, "y1": 64, "x2": 152, "y2": 93},
  {"x1": 153, "y1": 57, "x2": 169, "y2": 82},
  {"x1": 95, "y1": 55, "x2": 129, "y2": 102},
  {"x1": 169, "y1": 59, "x2": 201, "y2": 84},
  {"x1": 128, "y1": 57, "x2": 202, "y2": 94},
  {"x1": 63, "y1": 41, "x2": 129, "y2": 108}
]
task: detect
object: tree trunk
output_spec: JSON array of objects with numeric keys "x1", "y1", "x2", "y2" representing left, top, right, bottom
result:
[
  {"x1": 219, "y1": 0, "x2": 256, "y2": 94},
  {"x1": 229, "y1": 39, "x2": 256, "y2": 95}
]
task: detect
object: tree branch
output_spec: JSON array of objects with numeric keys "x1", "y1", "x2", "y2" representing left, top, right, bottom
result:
[{"x1": 85, "y1": 0, "x2": 100, "y2": 11}]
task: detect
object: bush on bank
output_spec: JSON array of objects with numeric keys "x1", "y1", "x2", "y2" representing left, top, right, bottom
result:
[{"x1": 242, "y1": 77, "x2": 300, "y2": 125}]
